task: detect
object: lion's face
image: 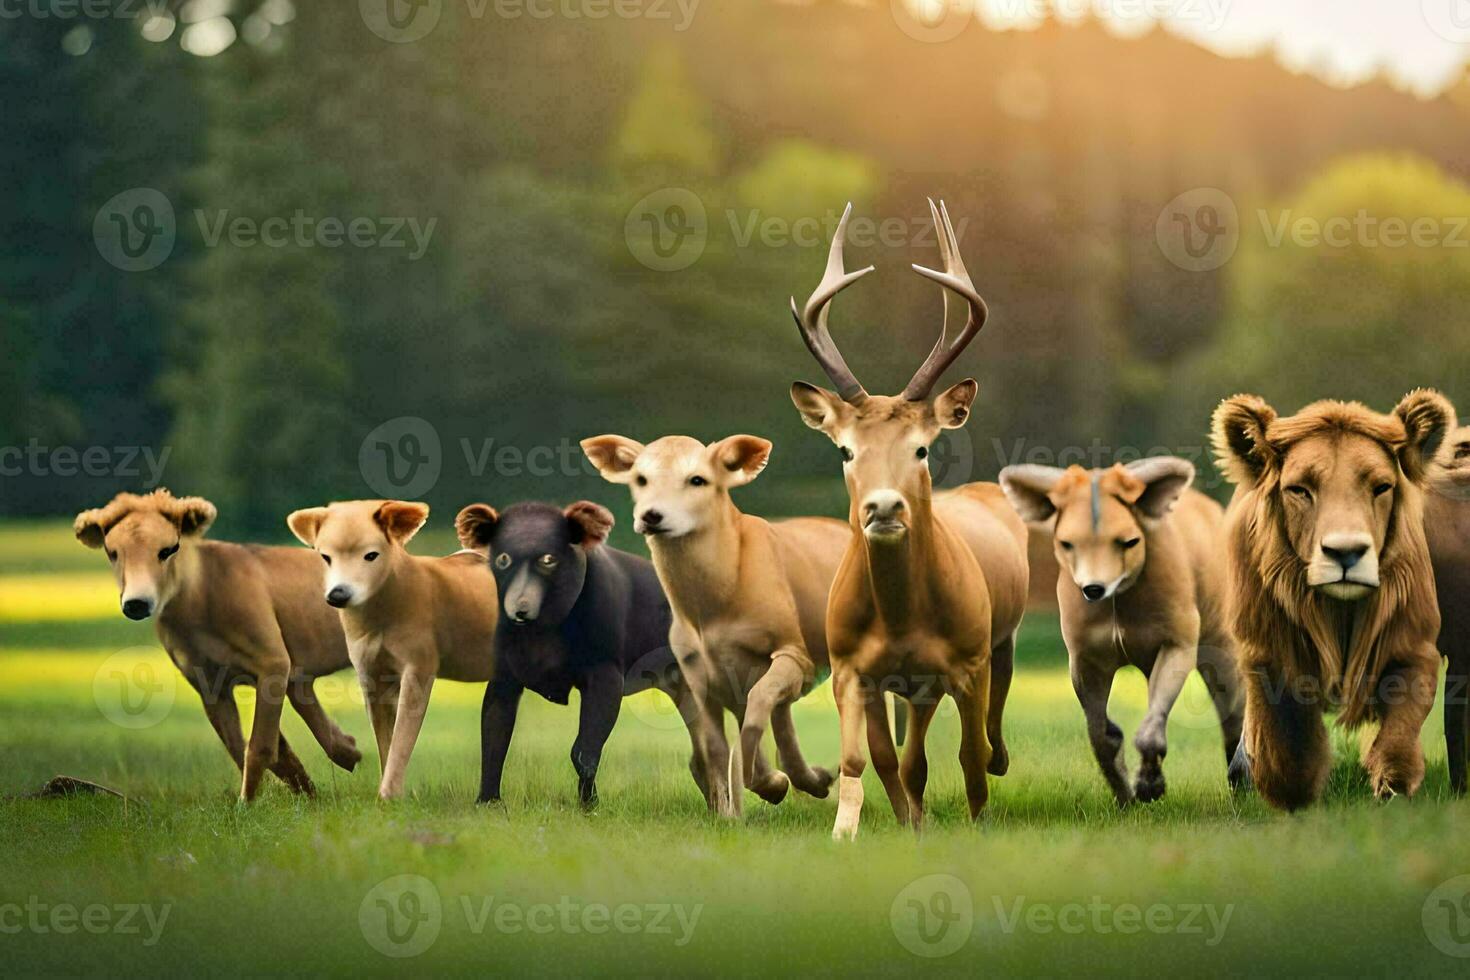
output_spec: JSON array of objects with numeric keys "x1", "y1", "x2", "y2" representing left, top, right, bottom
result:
[
  {"x1": 1277, "y1": 432, "x2": 1399, "y2": 599},
  {"x1": 1213, "y1": 389, "x2": 1456, "y2": 604}
]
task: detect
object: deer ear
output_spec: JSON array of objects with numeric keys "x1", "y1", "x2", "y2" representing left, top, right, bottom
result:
[
  {"x1": 564, "y1": 501, "x2": 614, "y2": 548},
  {"x1": 1000, "y1": 465, "x2": 1067, "y2": 523},
  {"x1": 933, "y1": 379, "x2": 978, "y2": 430},
  {"x1": 790, "y1": 382, "x2": 848, "y2": 434},
  {"x1": 454, "y1": 504, "x2": 498, "y2": 550},
  {"x1": 1124, "y1": 457, "x2": 1195, "y2": 519},
  {"x1": 374, "y1": 501, "x2": 430, "y2": 544},
  {"x1": 287, "y1": 507, "x2": 329, "y2": 547},
  {"x1": 1212, "y1": 394, "x2": 1277, "y2": 486},
  {"x1": 74, "y1": 509, "x2": 109, "y2": 550},
  {"x1": 710, "y1": 435, "x2": 772, "y2": 487},
  {"x1": 1395, "y1": 389, "x2": 1456, "y2": 485},
  {"x1": 581, "y1": 435, "x2": 644, "y2": 484}
]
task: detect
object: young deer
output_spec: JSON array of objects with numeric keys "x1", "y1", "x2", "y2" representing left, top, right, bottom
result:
[
  {"x1": 788, "y1": 202, "x2": 1029, "y2": 839},
  {"x1": 1000, "y1": 460, "x2": 1245, "y2": 806}
]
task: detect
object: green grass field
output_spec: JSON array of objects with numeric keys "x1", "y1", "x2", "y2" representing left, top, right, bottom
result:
[{"x1": 3, "y1": 520, "x2": 1470, "y2": 976}]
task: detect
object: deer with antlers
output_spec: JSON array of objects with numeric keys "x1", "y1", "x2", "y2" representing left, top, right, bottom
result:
[{"x1": 789, "y1": 202, "x2": 1029, "y2": 839}]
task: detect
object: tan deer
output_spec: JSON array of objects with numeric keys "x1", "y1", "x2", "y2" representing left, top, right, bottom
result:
[
  {"x1": 581, "y1": 432, "x2": 847, "y2": 814},
  {"x1": 788, "y1": 202, "x2": 1029, "y2": 839}
]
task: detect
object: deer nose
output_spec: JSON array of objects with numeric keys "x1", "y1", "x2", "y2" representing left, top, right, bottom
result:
[
  {"x1": 326, "y1": 585, "x2": 353, "y2": 608},
  {"x1": 1322, "y1": 535, "x2": 1370, "y2": 571},
  {"x1": 1081, "y1": 584, "x2": 1107, "y2": 603},
  {"x1": 639, "y1": 510, "x2": 663, "y2": 529},
  {"x1": 862, "y1": 491, "x2": 905, "y2": 526},
  {"x1": 121, "y1": 598, "x2": 153, "y2": 620}
]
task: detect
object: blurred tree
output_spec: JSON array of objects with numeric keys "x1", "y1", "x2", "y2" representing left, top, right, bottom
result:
[
  {"x1": 1165, "y1": 153, "x2": 1470, "y2": 460},
  {"x1": 0, "y1": 14, "x2": 201, "y2": 516},
  {"x1": 612, "y1": 44, "x2": 719, "y2": 178}
]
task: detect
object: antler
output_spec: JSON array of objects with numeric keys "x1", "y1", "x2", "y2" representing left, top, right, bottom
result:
[
  {"x1": 790, "y1": 202, "x2": 873, "y2": 403},
  {"x1": 903, "y1": 199, "x2": 989, "y2": 401}
]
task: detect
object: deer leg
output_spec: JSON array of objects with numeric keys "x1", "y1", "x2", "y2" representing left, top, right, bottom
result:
[
  {"x1": 1072, "y1": 657, "x2": 1131, "y2": 807},
  {"x1": 1134, "y1": 641, "x2": 1196, "y2": 803},
  {"x1": 771, "y1": 700, "x2": 833, "y2": 799},
  {"x1": 288, "y1": 675, "x2": 360, "y2": 772},
  {"x1": 831, "y1": 665, "x2": 867, "y2": 841},
  {"x1": 656, "y1": 662, "x2": 710, "y2": 802},
  {"x1": 986, "y1": 631, "x2": 1016, "y2": 776},
  {"x1": 955, "y1": 669, "x2": 994, "y2": 821},
  {"x1": 378, "y1": 665, "x2": 435, "y2": 800},
  {"x1": 357, "y1": 660, "x2": 399, "y2": 779},
  {"x1": 863, "y1": 689, "x2": 909, "y2": 827},
  {"x1": 739, "y1": 654, "x2": 805, "y2": 805},
  {"x1": 1196, "y1": 638, "x2": 1246, "y2": 789},
  {"x1": 184, "y1": 662, "x2": 245, "y2": 772},
  {"x1": 898, "y1": 697, "x2": 941, "y2": 831}
]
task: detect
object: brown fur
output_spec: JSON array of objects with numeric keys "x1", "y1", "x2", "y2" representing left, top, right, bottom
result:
[
  {"x1": 1427, "y1": 424, "x2": 1470, "y2": 793},
  {"x1": 1212, "y1": 391, "x2": 1451, "y2": 809},
  {"x1": 287, "y1": 499, "x2": 497, "y2": 799},
  {"x1": 583, "y1": 433, "x2": 847, "y2": 814},
  {"x1": 75, "y1": 490, "x2": 359, "y2": 801},
  {"x1": 791, "y1": 384, "x2": 1029, "y2": 838},
  {"x1": 1001, "y1": 460, "x2": 1244, "y2": 805}
]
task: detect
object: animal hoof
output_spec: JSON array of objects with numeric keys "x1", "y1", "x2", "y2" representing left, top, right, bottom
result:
[
  {"x1": 799, "y1": 767, "x2": 835, "y2": 799},
  {"x1": 754, "y1": 772, "x2": 790, "y2": 805},
  {"x1": 1133, "y1": 772, "x2": 1165, "y2": 803},
  {"x1": 331, "y1": 742, "x2": 362, "y2": 772},
  {"x1": 987, "y1": 742, "x2": 1010, "y2": 777}
]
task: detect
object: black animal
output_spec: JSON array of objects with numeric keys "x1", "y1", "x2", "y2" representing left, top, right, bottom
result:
[{"x1": 455, "y1": 500, "x2": 706, "y2": 807}]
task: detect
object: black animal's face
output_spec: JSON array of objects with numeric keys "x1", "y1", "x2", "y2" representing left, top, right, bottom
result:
[{"x1": 455, "y1": 501, "x2": 614, "y2": 628}]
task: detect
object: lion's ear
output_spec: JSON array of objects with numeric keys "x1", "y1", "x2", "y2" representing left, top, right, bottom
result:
[
  {"x1": 1395, "y1": 389, "x2": 1456, "y2": 485},
  {"x1": 1212, "y1": 395, "x2": 1277, "y2": 486}
]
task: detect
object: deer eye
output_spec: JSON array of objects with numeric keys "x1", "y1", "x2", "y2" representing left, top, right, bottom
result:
[
  {"x1": 915, "y1": 446, "x2": 928, "y2": 460},
  {"x1": 1120, "y1": 538, "x2": 1141, "y2": 550},
  {"x1": 106, "y1": 549, "x2": 117, "y2": 562},
  {"x1": 158, "y1": 543, "x2": 179, "y2": 562},
  {"x1": 494, "y1": 553, "x2": 512, "y2": 570},
  {"x1": 1059, "y1": 541, "x2": 1074, "y2": 551},
  {"x1": 635, "y1": 474, "x2": 648, "y2": 487},
  {"x1": 364, "y1": 551, "x2": 380, "y2": 562},
  {"x1": 321, "y1": 553, "x2": 332, "y2": 566},
  {"x1": 688, "y1": 475, "x2": 708, "y2": 487},
  {"x1": 840, "y1": 447, "x2": 854, "y2": 463}
]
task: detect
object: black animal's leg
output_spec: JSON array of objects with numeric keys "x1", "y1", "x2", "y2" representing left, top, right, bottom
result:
[
  {"x1": 478, "y1": 675, "x2": 523, "y2": 804},
  {"x1": 571, "y1": 664, "x2": 624, "y2": 809}
]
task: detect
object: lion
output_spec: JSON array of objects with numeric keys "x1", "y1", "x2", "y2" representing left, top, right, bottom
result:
[
  {"x1": 1211, "y1": 389, "x2": 1453, "y2": 810},
  {"x1": 1427, "y1": 420, "x2": 1470, "y2": 793}
]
